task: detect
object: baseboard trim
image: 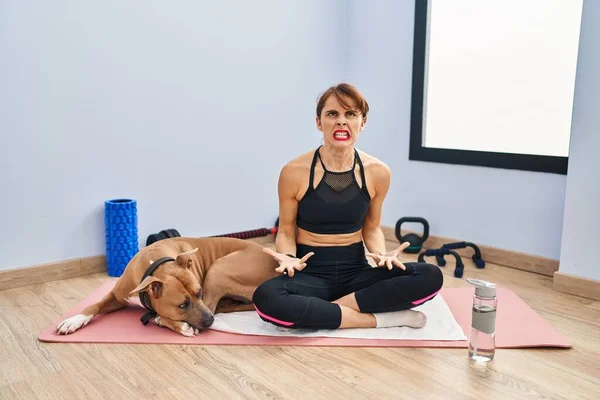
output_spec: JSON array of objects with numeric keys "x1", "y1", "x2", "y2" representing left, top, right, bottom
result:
[
  {"x1": 0, "y1": 235, "x2": 276, "y2": 291},
  {"x1": 0, "y1": 256, "x2": 106, "y2": 291},
  {"x1": 0, "y1": 230, "x2": 560, "y2": 291},
  {"x1": 553, "y1": 272, "x2": 600, "y2": 301},
  {"x1": 381, "y1": 226, "x2": 559, "y2": 276}
]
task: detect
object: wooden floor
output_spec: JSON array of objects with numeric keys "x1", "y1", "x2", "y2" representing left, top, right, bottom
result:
[{"x1": 1, "y1": 240, "x2": 599, "y2": 400}]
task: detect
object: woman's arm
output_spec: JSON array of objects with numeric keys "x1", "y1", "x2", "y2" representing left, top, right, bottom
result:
[
  {"x1": 275, "y1": 164, "x2": 300, "y2": 257},
  {"x1": 262, "y1": 163, "x2": 315, "y2": 278},
  {"x1": 361, "y1": 162, "x2": 391, "y2": 256}
]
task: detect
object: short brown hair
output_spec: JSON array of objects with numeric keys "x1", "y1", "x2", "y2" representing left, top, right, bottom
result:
[{"x1": 316, "y1": 83, "x2": 369, "y2": 119}]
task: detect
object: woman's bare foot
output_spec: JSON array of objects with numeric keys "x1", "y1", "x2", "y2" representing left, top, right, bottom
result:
[{"x1": 373, "y1": 310, "x2": 427, "y2": 328}]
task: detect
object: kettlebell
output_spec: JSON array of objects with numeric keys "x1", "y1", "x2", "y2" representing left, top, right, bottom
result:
[{"x1": 395, "y1": 217, "x2": 429, "y2": 253}]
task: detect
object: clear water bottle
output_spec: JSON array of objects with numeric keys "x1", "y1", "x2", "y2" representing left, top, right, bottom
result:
[{"x1": 467, "y1": 278, "x2": 497, "y2": 362}]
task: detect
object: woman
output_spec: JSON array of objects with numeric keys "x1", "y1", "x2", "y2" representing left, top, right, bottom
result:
[{"x1": 253, "y1": 83, "x2": 443, "y2": 330}]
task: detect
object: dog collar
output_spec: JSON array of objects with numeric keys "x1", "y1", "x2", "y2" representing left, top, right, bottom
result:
[{"x1": 139, "y1": 257, "x2": 175, "y2": 325}]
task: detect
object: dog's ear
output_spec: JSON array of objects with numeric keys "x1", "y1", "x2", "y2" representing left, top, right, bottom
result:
[
  {"x1": 130, "y1": 276, "x2": 164, "y2": 298},
  {"x1": 175, "y1": 248, "x2": 198, "y2": 270}
]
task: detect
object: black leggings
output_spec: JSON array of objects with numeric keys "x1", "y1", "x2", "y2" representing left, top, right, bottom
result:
[{"x1": 252, "y1": 242, "x2": 444, "y2": 329}]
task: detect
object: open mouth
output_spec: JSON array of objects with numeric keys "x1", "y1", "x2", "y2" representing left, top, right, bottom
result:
[{"x1": 333, "y1": 130, "x2": 351, "y2": 141}]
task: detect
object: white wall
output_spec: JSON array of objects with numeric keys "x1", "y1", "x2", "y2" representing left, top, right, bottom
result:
[
  {"x1": 0, "y1": 0, "x2": 585, "y2": 271},
  {"x1": 0, "y1": 0, "x2": 341, "y2": 270},
  {"x1": 558, "y1": 0, "x2": 600, "y2": 281},
  {"x1": 346, "y1": 0, "x2": 568, "y2": 260}
]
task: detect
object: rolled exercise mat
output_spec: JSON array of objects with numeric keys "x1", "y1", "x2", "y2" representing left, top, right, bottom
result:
[{"x1": 104, "y1": 199, "x2": 139, "y2": 277}]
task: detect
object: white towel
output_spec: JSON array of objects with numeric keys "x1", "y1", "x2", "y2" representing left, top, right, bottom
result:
[{"x1": 209, "y1": 294, "x2": 467, "y2": 341}]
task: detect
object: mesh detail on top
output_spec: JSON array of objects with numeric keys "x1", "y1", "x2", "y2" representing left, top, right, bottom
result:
[{"x1": 323, "y1": 172, "x2": 354, "y2": 193}]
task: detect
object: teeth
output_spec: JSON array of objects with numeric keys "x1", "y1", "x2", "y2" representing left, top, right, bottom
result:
[{"x1": 334, "y1": 132, "x2": 349, "y2": 138}]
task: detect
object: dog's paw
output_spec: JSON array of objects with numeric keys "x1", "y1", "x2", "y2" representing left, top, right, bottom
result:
[
  {"x1": 153, "y1": 316, "x2": 161, "y2": 326},
  {"x1": 56, "y1": 314, "x2": 93, "y2": 335},
  {"x1": 179, "y1": 322, "x2": 200, "y2": 337}
]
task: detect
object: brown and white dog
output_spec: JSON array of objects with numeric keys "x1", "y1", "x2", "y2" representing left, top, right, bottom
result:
[{"x1": 56, "y1": 237, "x2": 279, "y2": 337}]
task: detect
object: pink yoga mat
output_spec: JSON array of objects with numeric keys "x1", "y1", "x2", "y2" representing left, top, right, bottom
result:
[{"x1": 39, "y1": 281, "x2": 571, "y2": 348}]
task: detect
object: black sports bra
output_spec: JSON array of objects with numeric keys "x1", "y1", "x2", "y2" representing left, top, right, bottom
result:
[{"x1": 296, "y1": 146, "x2": 371, "y2": 235}]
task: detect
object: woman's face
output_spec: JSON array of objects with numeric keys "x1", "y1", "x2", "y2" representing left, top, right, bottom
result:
[{"x1": 316, "y1": 95, "x2": 366, "y2": 149}]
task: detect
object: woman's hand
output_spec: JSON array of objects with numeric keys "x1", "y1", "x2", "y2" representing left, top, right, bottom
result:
[
  {"x1": 366, "y1": 242, "x2": 410, "y2": 271},
  {"x1": 262, "y1": 248, "x2": 315, "y2": 277}
]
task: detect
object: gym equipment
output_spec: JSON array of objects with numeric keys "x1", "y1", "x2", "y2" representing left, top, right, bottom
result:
[
  {"x1": 212, "y1": 217, "x2": 279, "y2": 239},
  {"x1": 418, "y1": 247, "x2": 464, "y2": 278},
  {"x1": 105, "y1": 199, "x2": 139, "y2": 277},
  {"x1": 441, "y1": 241, "x2": 485, "y2": 268},
  {"x1": 146, "y1": 229, "x2": 181, "y2": 246},
  {"x1": 40, "y1": 281, "x2": 573, "y2": 348},
  {"x1": 395, "y1": 217, "x2": 429, "y2": 253},
  {"x1": 145, "y1": 218, "x2": 280, "y2": 246},
  {"x1": 212, "y1": 226, "x2": 277, "y2": 240}
]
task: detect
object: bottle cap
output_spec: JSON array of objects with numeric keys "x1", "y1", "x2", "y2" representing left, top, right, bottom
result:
[{"x1": 467, "y1": 278, "x2": 497, "y2": 298}]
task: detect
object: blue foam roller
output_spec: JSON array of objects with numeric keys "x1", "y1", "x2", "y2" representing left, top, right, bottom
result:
[{"x1": 104, "y1": 199, "x2": 139, "y2": 277}]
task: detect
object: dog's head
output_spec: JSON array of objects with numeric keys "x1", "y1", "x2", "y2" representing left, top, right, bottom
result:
[{"x1": 130, "y1": 248, "x2": 215, "y2": 330}]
